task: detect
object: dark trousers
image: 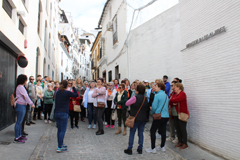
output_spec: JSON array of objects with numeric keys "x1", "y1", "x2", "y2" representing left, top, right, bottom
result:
[
  {"x1": 44, "y1": 104, "x2": 53, "y2": 120},
  {"x1": 69, "y1": 110, "x2": 79, "y2": 127},
  {"x1": 95, "y1": 107, "x2": 105, "y2": 131},
  {"x1": 150, "y1": 118, "x2": 168, "y2": 149},
  {"x1": 79, "y1": 99, "x2": 86, "y2": 119},
  {"x1": 34, "y1": 100, "x2": 43, "y2": 119},
  {"x1": 117, "y1": 109, "x2": 127, "y2": 127},
  {"x1": 173, "y1": 116, "x2": 188, "y2": 145},
  {"x1": 21, "y1": 105, "x2": 28, "y2": 133},
  {"x1": 106, "y1": 101, "x2": 115, "y2": 125}
]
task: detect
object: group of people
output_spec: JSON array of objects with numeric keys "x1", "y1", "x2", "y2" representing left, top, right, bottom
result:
[{"x1": 13, "y1": 74, "x2": 189, "y2": 154}]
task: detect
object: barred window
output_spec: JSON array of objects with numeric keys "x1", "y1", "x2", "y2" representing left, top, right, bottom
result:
[
  {"x1": 19, "y1": 20, "x2": 24, "y2": 34},
  {"x1": 2, "y1": 0, "x2": 12, "y2": 18}
]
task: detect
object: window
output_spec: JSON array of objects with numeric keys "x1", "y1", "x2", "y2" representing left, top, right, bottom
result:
[
  {"x1": 44, "y1": 21, "x2": 47, "y2": 50},
  {"x1": 115, "y1": 65, "x2": 119, "y2": 79},
  {"x1": 108, "y1": 71, "x2": 112, "y2": 82},
  {"x1": 48, "y1": 33, "x2": 51, "y2": 57},
  {"x1": 61, "y1": 52, "x2": 63, "y2": 66},
  {"x1": 37, "y1": 1, "x2": 42, "y2": 35},
  {"x1": 2, "y1": 0, "x2": 12, "y2": 18},
  {"x1": 100, "y1": 47, "x2": 102, "y2": 59},
  {"x1": 61, "y1": 72, "x2": 63, "y2": 81},
  {"x1": 19, "y1": 20, "x2": 24, "y2": 34},
  {"x1": 52, "y1": 71, "x2": 54, "y2": 80},
  {"x1": 113, "y1": 16, "x2": 118, "y2": 45},
  {"x1": 50, "y1": 3, "x2": 52, "y2": 27}
]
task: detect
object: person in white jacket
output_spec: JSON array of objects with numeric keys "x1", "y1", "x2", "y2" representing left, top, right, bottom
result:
[
  {"x1": 105, "y1": 82, "x2": 117, "y2": 129},
  {"x1": 34, "y1": 80, "x2": 44, "y2": 120}
]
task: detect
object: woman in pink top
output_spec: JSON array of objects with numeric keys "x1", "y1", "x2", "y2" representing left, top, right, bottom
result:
[
  {"x1": 92, "y1": 78, "x2": 106, "y2": 135},
  {"x1": 14, "y1": 74, "x2": 35, "y2": 143}
]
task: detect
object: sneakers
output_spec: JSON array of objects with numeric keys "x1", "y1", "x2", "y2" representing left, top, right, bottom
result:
[
  {"x1": 145, "y1": 148, "x2": 157, "y2": 154},
  {"x1": 56, "y1": 147, "x2": 67, "y2": 153},
  {"x1": 20, "y1": 136, "x2": 27, "y2": 140},
  {"x1": 156, "y1": 146, "x2": 166, "y2": 152},
  {"x1": 44, "y1": 120, "x2": 48, "y2": 124},
  {"x1": 88, "y1": 125, "x2": 92, "y2": 129},
  {"x1": 62, "y1": 145, "x2": 68, "y2": 149},
  {"x1": 166, "y1": 137, "x2": 174, "y2": 141},
  {"x1": 172, "y1": 138, "x2": 178, "y2": 144},
  {"x1": 48, "y1": 120, "x2": 52, "y2": 124},
  {"x1": 105, "y1": 125, "x2": 110, "y2": 128},
  {"x1": 92, "y1": 124, "x2": 96, "y2": 129},
  {"x1": 110, "y1": 125, "x2": 114, "y2": 129},
  {"x1": 14, "y1": 138, "x2": 25, "y2": 143},
  {"x1": 156, "y1": 133, "x2": 161, "y2": 139}
]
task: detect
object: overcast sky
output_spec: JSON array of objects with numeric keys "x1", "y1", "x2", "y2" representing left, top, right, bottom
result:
[{"x1": 59, "y1": 0, "x2": 106, "y2": 32}]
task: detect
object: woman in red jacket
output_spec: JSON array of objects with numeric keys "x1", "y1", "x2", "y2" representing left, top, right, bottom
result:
[{"x1": 169, "y1": 83, "x2": 189, "y2": 150}]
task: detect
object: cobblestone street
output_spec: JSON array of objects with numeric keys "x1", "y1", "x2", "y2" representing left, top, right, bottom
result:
[{"x1": 30, "y1": 120, "x2": 182, "y2": 160}]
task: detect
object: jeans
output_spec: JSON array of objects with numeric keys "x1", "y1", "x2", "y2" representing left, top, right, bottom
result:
[
  {"x1": 69, "y1": 110, "x2": 79, "y2": 127},
  {"x1": 128, "y1": 122, "x2": 146, "y2": 150},
  {"x1": 150, "y1": 118, "x2": 168, "y2": 149},
  {"x1": 173, "y1": 116, "x2": 188, "y2": 145},
  {"x1": 95, "y1": 107, "x2": 105, "y2": 131},
  {"x1": 15, "y1": 104, "x2": 27, "y2": 138},
  {"x1": 87, "y1": 103, "x2": 97, "y2": 125},
  {"x1": 117, "y1": 109, "x2": 127, "y2": 127},
  {"x1": 44, "y1": 104, "x2": 53, "y2": 120},
  {"x1": 79, "y1": 99, "x2": 86, "y2": 119},
  {"x1": 55, "y1": 112, "x2": 69, "y2": 148},
  {"x1": 106, "y1": 101, "x2": 115, "y2": 125}
]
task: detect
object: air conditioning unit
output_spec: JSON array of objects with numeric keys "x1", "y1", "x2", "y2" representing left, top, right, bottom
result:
[{"x1": 106, "y1": 22, "x2": 113, "y2": 31}]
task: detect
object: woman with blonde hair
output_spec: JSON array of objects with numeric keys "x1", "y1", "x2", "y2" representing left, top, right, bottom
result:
[
  {"x1": 155, "y1": 79, "x2": 163, "y2": 84},
  {"x1": 76, "y1": 78, "x2": 86, "y2": 122}
]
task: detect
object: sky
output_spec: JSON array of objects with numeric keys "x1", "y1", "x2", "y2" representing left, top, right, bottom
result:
[{"x1": 59, "y1": 0, "x2": 106, "y2": 33}]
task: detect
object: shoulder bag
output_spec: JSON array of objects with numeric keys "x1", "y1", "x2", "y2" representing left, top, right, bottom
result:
[
  {"x1": 111, "y1": 109, "x2": 117, "y2": 120},
  {"x1": 152, "y1": 94, "x2": 167, "y2": 120},
  {"x1": 178, "y1": 103, "x2": 189, "y2": 122},
  {"x1": 125, "y1": 97, "x2": 145, "y2": 128}
]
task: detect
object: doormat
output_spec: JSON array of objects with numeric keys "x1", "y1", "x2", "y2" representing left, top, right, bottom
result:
[{"x1": 0, "y1": 141, "x2": 11, "y2": 145}]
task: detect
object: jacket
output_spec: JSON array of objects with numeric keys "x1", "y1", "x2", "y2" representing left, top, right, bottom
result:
[
  {"x1": 114, "y1": 90, "x2": 128, "y2": 110},
  {"x1": 76, "y1": 85, "x2": 85, "y2": 98},
  {"x1": 151, "y1": 90, "x2": 169, "y2": 118},
  {"x1": 25, "y1": 82, "x2": 37, "y2": 103},
  {"x1": 83, "y1": 88, "x2": 96, "y2": 108},
  {"x1": 169, "y1": 91, "x2": 189, "y2": 116},
  {"x1": 44, "y1": 90, "x2": 55, "y2": 104},
  {"x1": 92, "y1": 87, "x2": 106, "y2": 102},
  {"x1": 165, "y1": 82, "x2": 171, "y2": 96},
  {"x1": 126, "y1": 94, "x2": 149, "y2": 122},
  {"x1": 69, "y1": 91, "x2": 81, "y2": 111}
]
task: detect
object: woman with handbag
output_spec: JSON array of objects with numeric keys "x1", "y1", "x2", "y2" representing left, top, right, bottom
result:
[
  {"x1": 83, "y1": 81, "x2": 97, "y2": 129},
  {"x1": 76, "y1": 78, "x2": 86, "y2": 122},
  {"x1": 146, "y1": 82, "x2": 169, "y2": 154},
  {"x1": 114, "y1": 83, "x2": 129, "y2": 136},
  {"x1": 124, "y1": 84, "x2": 149, "y2": 155},
  {"x1": 169, "y1": 83, "x2": 189, "y2": 150},
  {"x1": 105, "y1": 82, "x2": 117, "y2": 129},
  {"x1": 92, "y1": 78, "x2": 107, "y2": 135}
]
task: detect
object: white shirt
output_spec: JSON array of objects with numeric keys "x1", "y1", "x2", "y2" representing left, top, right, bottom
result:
[{"x1": 88, "y1": 90, "x2": 94, "y2": 103}]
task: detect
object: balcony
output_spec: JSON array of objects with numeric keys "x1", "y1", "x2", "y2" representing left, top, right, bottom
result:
[{"x1": 91, "y1": 58, "x2": 97, "y2": 70}]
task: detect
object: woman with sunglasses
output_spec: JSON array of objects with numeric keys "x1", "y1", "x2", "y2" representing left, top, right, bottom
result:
[
  {"x1": 92, "y1": 78, "x2": 107, "y2": 135},
  {"x1": 114, "y1": 83, "x2": 129, "y2": 136}
]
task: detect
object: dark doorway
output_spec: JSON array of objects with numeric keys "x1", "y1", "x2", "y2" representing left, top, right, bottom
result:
[
  {"x1": 108, "y1": 70, "x2": 112, "y2": 82},
  {"x1": 115, "y1": 65, "x2": 119, "y2": 79},
  {"x1": 103, "y1": 70, "x2": 106, "y2": 81},
  {"x1": 0, "y1": 42, "x2": 17, "y2": 130}
]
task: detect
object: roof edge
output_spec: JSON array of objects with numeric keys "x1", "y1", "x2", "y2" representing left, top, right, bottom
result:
[{"x1": 98, "y1": 0, "x2": 111, "y2": 27}]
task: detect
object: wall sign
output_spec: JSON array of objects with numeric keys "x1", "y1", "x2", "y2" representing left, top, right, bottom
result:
[{"x1": 183, "y1": 26, "x2": 226, "y2": 50}]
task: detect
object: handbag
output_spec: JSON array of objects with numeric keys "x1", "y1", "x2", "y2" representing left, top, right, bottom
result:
[
  {"x1": 111, "y1": 109, "x2": 117, "y2": 120},
  {"x1": 178, "y1": 103, "x2": 189, "y2": 122},
  {"x1": 74, "y1": 105, "x2": 81, "y2": 112},
  {"x1": 152, "y1": 95, "x2": 167, "y2": 120},
  {"x1": 97, "y1": 102, "x2": 105, "y2": 108},
  {"x1": 125, "y1": 97, "x2": 145, "y2": 128}
]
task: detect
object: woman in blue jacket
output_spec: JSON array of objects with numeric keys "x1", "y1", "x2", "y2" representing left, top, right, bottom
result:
[{"x1": 146, "y1": 82, "x2": 169, "y2": 154}]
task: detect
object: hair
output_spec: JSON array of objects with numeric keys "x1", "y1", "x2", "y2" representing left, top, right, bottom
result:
[
  {"x1": 174, "y1": 77, "x2": 182, "y2": 83},
  {"x1": 136, "y1": 84, "x2": 145, "y2": 95},
  {"x1": 89, "y1": 81, "x2": 96, "y2": 88},
  {"x1": 29, "y1": 76, "x2": 34, "y2": 81},
  {"x1": 37, "y1": 75, "x2": 42, "y2": 78},
  {"x1": 125, "y1": 79, "x2": 130, "y2": 85},
  {"x1": 55, "y1": 81, "x2": 60, "y2": 84},
  {"x1": 84, "y1": 81, "x2": 89, "y2": 85},
  {"x1": 171, "y1": 81, "x2": 177, "y2": 84},
  {"x1": 44, "y1": 76, "x2": 48, "y2": 79},
  {"x1": 76, "y1": 78, "x2": 83, "y2": 86},
  {"x1": 155, "y1": 79, "x2": 163, "y2": 83},
  {"x1": 68, "y1": 79, "x2": 72, "y2": 82},
  {"x1": 16, "y1": 74, "x2": 27, "y2": 88},
  {"x1": 60, "y1": 80, "x2": 68, "y2": 92},
  {"x1": 37, "y1": 80, "x2": 41, "y2": 83},
  {"x1": 175, "y1": 83, "x2": 184, "y2": 90},
  {"x1": 47, "y1": 83, "x2": 53, "y2": 87},
  {"x1": 163, "y1": 75, "x2": 168, "y2": 79},
  {"x1": 114, "y1": 79, "x2": 119, "y2": 84},
  {"x1": 119, "y1": 83, "x2": 125, "y2": 89},
  {"x1": 109, "y1": 82, "x2": 114, "y2": 86},
  {"x1": 97, "y1": 78, "x2": 104, "y2": 83},
  {"x1": 156, "y1": 82, "x2": 166, "y2": 92},
  {"x1": 121, "y1": 80, "x2": 126, "y2": 84}
]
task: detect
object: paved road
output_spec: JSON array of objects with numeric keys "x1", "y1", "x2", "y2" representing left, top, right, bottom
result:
[{"x1": 30, "y1": 120, "x2": 182, "y2": 160}]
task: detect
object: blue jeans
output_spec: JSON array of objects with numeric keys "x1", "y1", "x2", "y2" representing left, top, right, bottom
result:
[
  {"x1": 128, "y1": 122, "x2": 146, "y2": 150},
  {"x1": 15, "y1": 104, "x2": 27, "y2": 138},
  {"x1": 87, "y1": 103, "x2": 97, "y2": 125},
  {"x1": 55, "y1": 112, "x2": 69, "y2": 148}
]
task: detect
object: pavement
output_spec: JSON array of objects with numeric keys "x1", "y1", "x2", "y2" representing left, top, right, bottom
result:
[{"x1": 0, "y1": 118, "x2": 224, "y2": 160}]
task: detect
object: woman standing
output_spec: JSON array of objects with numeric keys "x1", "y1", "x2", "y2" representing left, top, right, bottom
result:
[
  {"x1": 76, "y1": 78, "x2": 86, "y2": 122},
  {"x1": 83, "y1": 81, "x2": 97, "y2": 129},
  {"x1": 114, "y1": 83, "x2": 129, "y2": 136},
  {"x1": 54, "y1": 80, "x2": 78, "y2": 153},
  {"x1": 14, "y1": 74, "x2": 35, "y2": 143},
  {"x1": 125, "y1": 80, "x2": 131, "y2": 90},
  {"x1": 92, "y1": 78, "x2": 106, "y2": 135},
  {"x1": 105, "y1": 82, "x2": 117, "y2": 129},
  {"x1": 84, "y1": 81, "x2": 89, "y2": 90},
  {"x1": 35, "y1": 80, "x2": 44, "y2": 120},
  {"x1": 146, "y1": 82, "x2": 169, "y2": 154},
  {"x1": 44, "y1": 83, "x2": 54, "y2": 124},
  {"x1": 129, "y1": 83, "x2": 136, "y2": 98},
  {"x1": 114, "y1": 79, "x2": 119, "y2": 89},
  {"x1": 169, "y1": 83, "x2": 189, "y2": 150},
  {"x1": 124, "y1": 84, "x2": 149, "y2": 155}
]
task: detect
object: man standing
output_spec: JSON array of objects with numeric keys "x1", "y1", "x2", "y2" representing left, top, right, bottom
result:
[
  {"x1": 163, "y1": 75, "x2": 170, "y2": 96},
  {"x1": 25, "y1": 76, "x2": 37, "y2": 125}
]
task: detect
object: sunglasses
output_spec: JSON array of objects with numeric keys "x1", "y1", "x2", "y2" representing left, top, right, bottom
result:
[
  {"x1": 68, "y1": 83, "x2": 72, "y2": 84},
  {"x1": 171, "y1": 85, "x2": 174, "y2": 87},
  {"x1": 30, "y1": 79, "x2": 34, "y2": 80},
  {"x1": 118, "y1": 87, "x2": 122, "y2": 89}
]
